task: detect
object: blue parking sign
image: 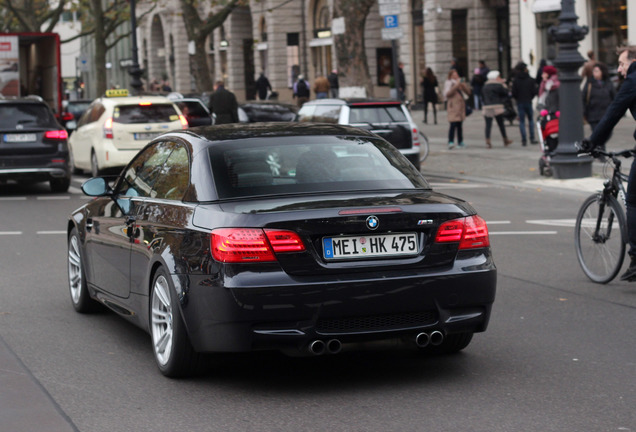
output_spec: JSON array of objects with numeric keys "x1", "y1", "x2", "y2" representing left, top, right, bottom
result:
[{"x1": 384, "y1": 15, "x2": 398, "y2": 28}]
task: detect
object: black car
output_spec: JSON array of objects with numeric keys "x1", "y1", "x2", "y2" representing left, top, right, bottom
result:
[
  {"x1": 0, "y1": 96, "x2": 71, "y2": 192},
  {"x1": 60, "y1": 99, "x2": 92, "y2": 131},
  {"x1": 67, "y1": 123, "x2": 496, "y2": 377},
  {"x1": 239, "y1": 101, "x2": 298, "y2": 122}
]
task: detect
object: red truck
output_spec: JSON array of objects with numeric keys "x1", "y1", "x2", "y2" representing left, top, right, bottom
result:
[{"x1": 0, "y1": 32, "x2": 63, "y2": 117}]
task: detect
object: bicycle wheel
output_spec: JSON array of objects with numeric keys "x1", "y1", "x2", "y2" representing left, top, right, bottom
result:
[
  {"x1": 419, "y1": 131, "x2": 430, "y2": 162},
  {"x1": 575, "y1": 193, "x2": 627, "y2": 283}
]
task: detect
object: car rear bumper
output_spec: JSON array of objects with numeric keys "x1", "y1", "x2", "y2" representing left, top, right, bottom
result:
[{"x1": 175, "y1": 251, "x2": 496, "y2": 353}]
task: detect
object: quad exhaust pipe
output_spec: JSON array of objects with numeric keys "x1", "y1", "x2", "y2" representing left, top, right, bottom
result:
[
  {"x1": 415, "y1": 331, "x2": 444, "y2": 348},
  {"x1": 308, "y1": 339, "x2": 342, "y2": 355}
]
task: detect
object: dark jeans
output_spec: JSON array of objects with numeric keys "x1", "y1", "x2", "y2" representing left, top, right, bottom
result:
[
  {"x1": 485, "y1": 115, "x2": 507, "y2": 139},
  {"x1": 448, "y1": 121, "x2": 463, "y2": 143},
  {"x1": 517, "y1": 102, "x2": 535, "y2": 143},
  {"x1": 626, "y1": 158, "x2": 636, "y2": 258},
  {"x1": 423, "y1": 101, "x2": 437, "y2": 123}
]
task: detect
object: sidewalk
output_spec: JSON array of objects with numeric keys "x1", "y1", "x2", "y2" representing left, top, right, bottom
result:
[{"x1": 415, "y1": 107, "x2": 635, "y2": 193}]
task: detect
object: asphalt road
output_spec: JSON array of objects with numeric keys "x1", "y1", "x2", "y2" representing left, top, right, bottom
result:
[{"x1": 1, "y1": 175, "x2": 635, "y2": 432}]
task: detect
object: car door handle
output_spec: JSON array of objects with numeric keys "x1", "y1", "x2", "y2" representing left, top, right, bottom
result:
[{"x1": 86, "y1": 218, "x2": 93, "y2": 232}]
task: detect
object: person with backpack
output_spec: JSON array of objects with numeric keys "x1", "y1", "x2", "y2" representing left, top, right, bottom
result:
[{"x1": 293, "y1": 74, "x2": 310, "y2": 107}]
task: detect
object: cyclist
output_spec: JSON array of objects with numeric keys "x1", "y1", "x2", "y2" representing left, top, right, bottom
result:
[{"x1": 581, "y1": 45, "x2": 636, "y2": 280}]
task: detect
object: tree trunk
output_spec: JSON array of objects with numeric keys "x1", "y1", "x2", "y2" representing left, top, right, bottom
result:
[
  {"x1": 90, "y1": 0, "x2": 107, "y2": 96},
  {"x1": 333, "y1": 0, "x2": 375, "y2": 97}
]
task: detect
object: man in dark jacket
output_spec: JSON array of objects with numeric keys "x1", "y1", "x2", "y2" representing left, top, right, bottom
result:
[
  {"x1": 328, "y1": 69, "x2": 339, "y2": 98},
  {"x1": 255, "y1": 72, "x2": 272, "y2": 101},
  {"x1": 582, "y1": 46, "x2": 636, "y2": 280},
  {"x1": 511, "y1": 62, "x2": 538, "y2": 146},
  {"x1": 209, "y1": 80, "x2": 239, "y2": 124}
]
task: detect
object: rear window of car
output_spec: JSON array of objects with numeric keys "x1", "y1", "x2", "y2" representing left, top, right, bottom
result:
[
  {"x1": 66, "y1": 101, "x2": 92, "y2": 117},
  {"x1": 349, "y1": 105, "x2": 408, "y2": 124},
  {"x1": 297, "y1": 105, "x2": 341, "y2": 123},
  {"x1": 0, "y1": 103, "x2": 56, "y2": 128},
  {"x1": 208, "y1": 135, "x2": 428, "y2": 199},
  {"x1": 176, "y1": 101, "x2": 208, "y2": 118},
  {"x1": 113, "y1": 104, "x2": 179, "y2": 124}
]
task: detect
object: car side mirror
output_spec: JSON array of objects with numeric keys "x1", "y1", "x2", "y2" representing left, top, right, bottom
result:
[{"x1": 81, "y1": 177, "x2": 111, "y2": 196}]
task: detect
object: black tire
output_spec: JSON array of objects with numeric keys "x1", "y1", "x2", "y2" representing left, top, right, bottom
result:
[
  {"x1": 575, "y1": 193, "x2": 627, "y2": 284},
  {"x1": 91, "y1": 151, "x2": 101, "y2": 178},
  {"x1": 50, "y1": 177, "x2": 71, "y2": 193},
  {"x1": 421, "y1": 332, "x2": 474, "y2": 355},
  {"x1": 150, "y1": 267, "x2": 200, "y2": 377},
  {"x1": 67, "y1": 228, "x2": 98, "y2": 313}
]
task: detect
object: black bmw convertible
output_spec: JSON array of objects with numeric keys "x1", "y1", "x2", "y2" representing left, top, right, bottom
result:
[{"x1": 67, "y1": 122, "x2": 496, "y2": 377}]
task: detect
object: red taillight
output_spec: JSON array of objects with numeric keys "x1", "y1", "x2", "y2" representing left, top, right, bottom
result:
[
  {"x1": 103, "y1": 117, "x2": 114, "y2": 139},
  {"x1": 210, "y1": 228, "x2": 305, "y2": 263},
  {"x1": 435, "y1": 215, "x2": 490, "y2": 249},
  {"x1": 139, "y1": 102, "x2": 152, "y2": 106},
  {"x1": 61, "y1": 112, "x2": 74, "y2": 121},
  {"x1": 44, "y1": 130, "x2": 68, "y2": 140},
  {"x1": 179, "y1": 114, "x2": 188, "y2": 129},
  {"x1": 412, "y1": 128, "x2": 420, "y2": 147}
]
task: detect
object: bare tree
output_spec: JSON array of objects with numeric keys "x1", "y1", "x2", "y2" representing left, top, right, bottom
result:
[
  {"x1": 332, "y1": 0, "x2": 375, "y2": 97},
  {"x1": 0, "y1": 0, "x2": 67, "y2": 33},
  {"x1": 179, "y1": 0, "x2": 241, "y2": 92}
]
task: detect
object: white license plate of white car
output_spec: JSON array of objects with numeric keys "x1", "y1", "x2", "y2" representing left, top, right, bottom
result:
[
  {"x1": 134, "y1": 132, "x2": 160, "y2": 140},
  {"x1": 323, "y1": 232, "x2": 418, "y2": 260},
  {"x1": 4, "y1": 133, "x2": 37, "y2": 143}
]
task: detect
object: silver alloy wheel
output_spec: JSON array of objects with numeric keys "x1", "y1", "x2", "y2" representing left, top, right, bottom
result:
[
  {"x1": 151, "y1": 274, "x2": 174, "y2": 366},
  {"x1": 68, "y1": 234, "x2": 82, "y2": 305}
]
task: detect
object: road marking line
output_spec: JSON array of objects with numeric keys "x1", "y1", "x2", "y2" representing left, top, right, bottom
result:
[
  {"x1": 69, "y1": 186, "x2": 82, "y2": 194},
  {"x1": 490, "y1": 231, "x2": 558, "y2": 235},
  {"x1": 0, "y1": 231, "x2": 23, "y2": 235},
  {"x1": 0, "y1": 197, "x2": 27, "y2": 201},
  {"x1": 37, "y1": 196, "x2": 70, "y2": 200},
  {"x1": 526, "y1": 219, "x2": 576, "y2": 227},
  {"x1": 36, "y1": 231, "x2": 66, "y2": 235},
  {"x1": 486, "y1": 221, "x2": 511, "y2": 225}
]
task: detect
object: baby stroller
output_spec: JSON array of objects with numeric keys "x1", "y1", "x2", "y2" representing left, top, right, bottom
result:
[{"x1": 537, "y1": 110, "x2": 559, "y2": 177}]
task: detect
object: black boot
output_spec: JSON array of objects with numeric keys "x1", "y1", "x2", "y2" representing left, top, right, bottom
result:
[{"x1": 619, "y1": 256, "x2": 636, "y2": 281}]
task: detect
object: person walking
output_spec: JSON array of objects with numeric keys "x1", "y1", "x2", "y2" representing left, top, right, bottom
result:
[
  {"x1": 444, "y1": 69, "x2": 471, "y2": 149},
  {"x1": 313, "y1": 75, "x2": 330, "y2": 99},
  {"x1": 511, "y1": 61, "x2": 538, "y2": 146},
  {"x1": 209, "y1": 80, "x2": 239, "y2": 124},
  {"x1": 482, "y1": 70, "x2": 513, "y2": 148},
  {"x1": 328, "y1": 69, "x2": 339, "y2": 98},
  {"x1": 396, "y1": 62, "x2": 406, "y2": 101},
  {"x1": 421, "y1": 67, "x2": 439, "y2": 124},
  {"x1": 470, "y1": 60, "x2": 489, "y2": 110},
  {"x1": 580, "y1": 45, "x2": 636, "y2": 281},
  {"x1": 580, "y1": 50, "x2": 597, "y2": 80},
  {"x1": 255, "y1": 72, "x2": 272, "y2": 101},
  {"x1": 293, "y1": 74, "x2": 311, "y2": 107},
  {"x1": 582, "y1": 63, "x2": 616, "y2": 133},
  {"x1": 537, "y1": 65, "x2": 560, "y2": 113}
]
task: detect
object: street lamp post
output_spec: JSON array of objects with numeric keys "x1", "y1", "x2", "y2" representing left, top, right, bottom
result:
[
  {"x1": 128, "y1": 0, "x2": 144, "y2": 94},
  {"x1": 548, "y1": 0, "x2": 591, "y2": 179}
]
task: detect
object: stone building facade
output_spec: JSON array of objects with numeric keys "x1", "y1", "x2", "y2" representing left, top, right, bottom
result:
[{"x1": 134, "y1": 0, "x2": 517, "y2": 103}]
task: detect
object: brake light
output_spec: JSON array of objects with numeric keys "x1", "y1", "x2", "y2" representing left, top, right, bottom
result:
[
  {"x1": 139, "y1": 102, "x2": 152, "y2": 106},
  {"x1": 179, "y1": 114, "x2": 188, "y2": 129},
  {"x1": 61, "y1": 112, "x2": 74, "y2": 121},
  {"x1": 412, "y1": 128, "x2": 420, "y2": 147},
  {"x1": 103, "y1": 117, "x2": 114, "y2": 139},
  {"x1": 435, "y1": 215, "x2": 490, "y2": 249},
  {"x1": 44, "y1": 130, "x2": 68, "y2": 140},
  {"x1": 210, "y1": 228, "x2": 305, "y2": 263}
]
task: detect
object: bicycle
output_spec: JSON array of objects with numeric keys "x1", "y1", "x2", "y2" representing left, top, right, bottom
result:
[
  {"x1": 419, "y1": 131, "x2": 430, "y2": 163},
  {"x1": 575, "y1": 147, "x2": 634, "y2": 283}
]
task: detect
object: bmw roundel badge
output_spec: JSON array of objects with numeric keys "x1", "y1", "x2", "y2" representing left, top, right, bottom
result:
[{"x1": 366, "y1": 215, "x2": 379, "y2": 230}]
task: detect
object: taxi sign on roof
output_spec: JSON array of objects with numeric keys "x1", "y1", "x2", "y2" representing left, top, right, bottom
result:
[{"x1": 105, "y1": 89, "x2": 129, "y2": 97}]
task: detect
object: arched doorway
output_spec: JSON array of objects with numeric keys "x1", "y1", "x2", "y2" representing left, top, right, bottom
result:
[{"x1": 310, "y1": 0, "x2": 332, "y2": 78}]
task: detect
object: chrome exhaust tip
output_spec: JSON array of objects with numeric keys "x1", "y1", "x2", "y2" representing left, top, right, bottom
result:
[
  {"x1": 308, "y1": 340, "x2": 326, "y2": 355},
  {"x1": 430, "y1": 330, "x2": 444, "y2": 346},
  {"x1": 415, "y1": 332, "x2": 430, "y2": 348},
  {"x1": 326, "y1": 339, "x2": 342, "y2": 354}
]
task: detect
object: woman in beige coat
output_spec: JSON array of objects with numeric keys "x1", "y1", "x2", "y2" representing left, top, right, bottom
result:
[{"x1": 444, "y1": 69, "x2": 471, "y2": 149}]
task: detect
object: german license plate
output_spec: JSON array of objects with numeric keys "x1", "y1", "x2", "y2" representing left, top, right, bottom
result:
[
  {"x1": 4, "y1": 133, "x2": 37, "y2": 143},
  {"x1": 323, "y1": 232, "x2": 418, "y2": 260},
  {"x1": 134, "y1": 132, "x2": 159, "y2": 140}
]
